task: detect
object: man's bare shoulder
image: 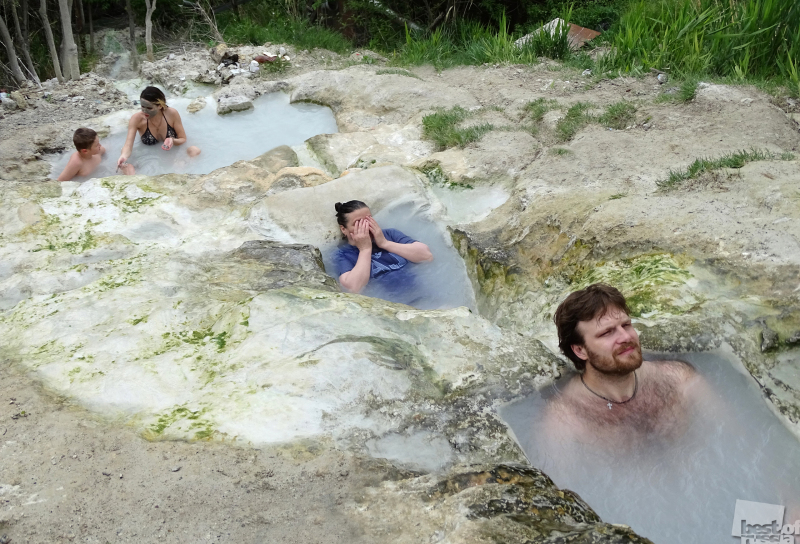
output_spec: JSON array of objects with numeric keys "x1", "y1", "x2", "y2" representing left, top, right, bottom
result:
[{"x1": 643, "y1": 359, "x2": 697, "y2": 382}]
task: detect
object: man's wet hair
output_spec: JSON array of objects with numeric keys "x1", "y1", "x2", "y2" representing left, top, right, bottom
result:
[
  {"x1": 73, "y1": 127, "x2": 98, "y2": 151},
  {"x1": 334, "y1": 200, "x2": 368, "y2": 227},
  {"x1": 553, "y1": 283, "x2": 631, "y2": 371}
]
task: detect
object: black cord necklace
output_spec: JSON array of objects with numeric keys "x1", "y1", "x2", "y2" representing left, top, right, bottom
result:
[{"x1": 580, "y1": 370, "x2": 638, "y2": 410}]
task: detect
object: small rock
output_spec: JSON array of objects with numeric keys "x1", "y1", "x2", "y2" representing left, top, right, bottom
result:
[
  {"x1": 98, "y1": 89, "x2": 105, "y2": 95},
  {"x1": 168, "y1": 53, "x2": 176, "y2": 60},
  {"x1": 210, "y1": 43, "x2": 228, "y2": 64},
  {"x1": 657, "y1": 73, "x2": 668, "y2": 84},
  {"x1": 0, "y1": 97, "x2": 16, "y2": 111},
  {"x1": 187, "y1": 97, "x2": 207, "y2": 113},
  {"x1": 9, "y1": 91, "x2": 27, "y2": 109},
  {"x1": 170, "y1": 466, "x2": 181, "y2": 472},
  {"x1": 786, "y1": 331, "x2": 800, "y2": 345},
  {"x1": 102, "y1": 471, "x2": 111, "y2": 476},
  {"x1": 216, "y1": 95, "x2": 253, "y2": 115},
  {"x1": 761, "y1": 327, "x2": 779, "y2": 352},
  {"x1": 72, "y1": 96, "x2": 85, "y2": 102},
  {"x1": 582, "y1": 69, "x2": 592, "y2": 76},
  {"x1": 642, "y1": 123, "x2": 652, "y2": 130}
]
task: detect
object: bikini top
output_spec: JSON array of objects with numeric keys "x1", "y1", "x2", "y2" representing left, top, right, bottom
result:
[{"x1": 141, "y1": 111, "x2": 177, "y2": 145}]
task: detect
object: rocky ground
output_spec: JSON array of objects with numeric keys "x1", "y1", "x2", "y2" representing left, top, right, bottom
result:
[{"x1": 1, "y1": 34, "x2": 800, "y2": 544}]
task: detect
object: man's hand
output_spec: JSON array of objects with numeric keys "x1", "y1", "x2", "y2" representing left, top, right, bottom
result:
[
  {"x1": 366, "y1": 216, "x2": 387, "y2": 248},
  {"x1": 162, "y1": 137, "x2": 174, "y2": 151},
  {"x1": 349, "y1": 219, "x2": 372, "y2": 252}
]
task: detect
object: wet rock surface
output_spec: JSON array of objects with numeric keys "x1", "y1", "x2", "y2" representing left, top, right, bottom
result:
[{"x1": 2, "y1": 42, "x2": 800, "y2": 544}]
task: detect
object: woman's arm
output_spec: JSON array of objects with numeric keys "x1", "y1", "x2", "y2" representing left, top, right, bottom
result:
[
  {"x1": 165, "y1": 108, "x2": 187, "y2": 148},
  {"x1": 379, "y1": 240, "x2": 432, "y2": 263},
  {"x1": 339, "y1": 249, "x2": 372, "y2": 293},
  {"x1": 338, "y1": 219, "x2": 373, "y2": 293},
  {"x1": 367, "y1": 217, "x2": 433, "y2": 263},
  {"x1": 117, "y1": 115, "x2": 140, "y2": 167}
]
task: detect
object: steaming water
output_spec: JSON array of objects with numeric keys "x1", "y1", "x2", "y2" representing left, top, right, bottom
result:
[
  {"x1": 47, "y1": 92, "x2": 338, "y2": 181},
  {"x1": 500, "y1": 350, "x2": 800, "y2": 544},
  {"x1": 321, "y1": 201, "x2": 477, "y2": 311}
]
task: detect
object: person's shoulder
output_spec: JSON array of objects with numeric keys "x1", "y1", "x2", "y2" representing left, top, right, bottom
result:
[
  {"x1": 645, "y1": 359, "x2": 696, "y2": 382},
  {"x1": 165, "y1": 106, "x2": 181, "y2": 120},
  {"x1": 384, "y1": 228, "x2": 415, "y2": 242},
  {"x1": 130, "y1": 111, "x2": 146, "y2": 125}
]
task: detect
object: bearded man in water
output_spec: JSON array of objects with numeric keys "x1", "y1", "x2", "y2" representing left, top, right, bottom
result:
[{"x1": 545, "y1": 283, "x2": 706, "y2": 445}]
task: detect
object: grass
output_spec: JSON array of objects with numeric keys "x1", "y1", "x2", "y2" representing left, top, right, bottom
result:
[
  {"x1": 422, "y1": 106, "x2": 494, "y2": 150},
  {"x1": 550, "y1": 147, "x2": 572, "y2": 156},
  {"x1": 258, "y1": 56, "x2": 291, "y2": 74},
  {"x1": 609, "y1": 192, "x2": 627, "y2": 200},
  {"x1": 525, "y1": 98, "x2": 558, "y2": 123},
  {"x1": 555, "y1": 102, "x2": 593, "y2": 142},
  {"x1": 601, "y1": 0, "x2": 800, "y2": 97},
  {"x1": 219, "y1": 16, "x2": 352, "y2": 54},
  {"x1": 658, "y1": 149, "x2": 795, "y2": 190},
  {"x1": 598, "y1": 101, "x2": 637, "y2": 129},
  {"x1": 391, "y1": 12, "x2": 572, "y2": 69},
  {"x1": 375, "y1": 68, "x2": 421, "y2": 79},
  {"x1": 658, "y1": 79, "x2": 700, "y2": 103}
]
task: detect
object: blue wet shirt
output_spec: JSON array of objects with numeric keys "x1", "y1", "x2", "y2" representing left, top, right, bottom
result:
[{"x1": 333, "y1": 228, "x2": 421, "y2": 304}]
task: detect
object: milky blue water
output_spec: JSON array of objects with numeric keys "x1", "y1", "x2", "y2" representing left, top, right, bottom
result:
[
  {"x1": 321, "y1": 201, "x2": 477, "y2": 311},
  {"x1": 47, "y1": 92, "x2": 338, "y2": 180},
  {"x1": 500, "y1": 350, "x2": 800, "y2": 544}
]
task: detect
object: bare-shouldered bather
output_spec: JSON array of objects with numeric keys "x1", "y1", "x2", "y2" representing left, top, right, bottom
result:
[{"x1": 541, "y1": 283, "x2": 713, "y2": 450}]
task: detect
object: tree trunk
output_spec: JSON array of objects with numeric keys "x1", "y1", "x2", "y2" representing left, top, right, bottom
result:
[
  {"x1": 144, "y1": 0, "x2": 156, "y2": 61},
  {"x1": 75, "y1": 0, "x2": 84, "y2": 57},
  {"x1": 0, "y1": 13, "x2": 26, "y2": 85},
  {"x1": 126, "y1": 0, "x2": 138, "y2": 69},
  {"x1": 21, "y1": 0, "x2": 27, "y2": 36},
  {"x1": 9, "y1": 0, "x2": 40, "y2": 83},
  {"x1": 38, "y1": 0, "x2": 63, "y2": 81},
  {"x1": 57, "y1": 0, "x2": 80, "y2": 79},
  {"x1": 88, "y1": 2, "x2": 93, "y2": 54}
]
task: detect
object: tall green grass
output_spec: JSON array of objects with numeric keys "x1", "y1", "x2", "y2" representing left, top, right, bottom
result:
[
  {"x1": 604, "y1": 0, "x2": 800, "y2": 95},
  {"x1": 394, "y1": 13, "x2": 572, "y2": 68},
  {"x1": 220, "y1": 16, "x2": 352, "y2": 54}
]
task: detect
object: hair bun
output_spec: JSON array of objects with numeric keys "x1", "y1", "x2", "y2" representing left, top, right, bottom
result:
[{"x1": 334, "y1": 202, "x2": 343, "y2": 212}]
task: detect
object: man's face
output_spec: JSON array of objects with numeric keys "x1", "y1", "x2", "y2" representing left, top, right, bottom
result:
[{"x1": 573, "y1": 307, "x2": 642, "y2": 375}]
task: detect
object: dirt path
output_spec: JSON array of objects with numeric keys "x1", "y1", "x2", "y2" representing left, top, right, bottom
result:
[{"x1": 0, "y1": 362, "x2": 367, "y2": 544}]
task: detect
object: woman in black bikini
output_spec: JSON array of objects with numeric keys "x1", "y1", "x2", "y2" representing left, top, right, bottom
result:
[{"x1": 116, "y1": 86, "x2": 201, "y2": 171}]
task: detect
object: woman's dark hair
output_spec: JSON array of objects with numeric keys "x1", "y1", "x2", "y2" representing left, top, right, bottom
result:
[
  {"x1": 553, "y1": 283, "x2": 631, "y2": 371},
  {"x1": 334, "y1": 200, "x2": 369, "y2": 227},
  {"x1": 140, "y1": 86, "x2": 167, "y2": 109}
]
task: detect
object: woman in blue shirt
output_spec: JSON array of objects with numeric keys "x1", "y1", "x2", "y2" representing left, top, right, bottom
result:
[{"x1": 333, "y1": 200, "x2": 433, "y2": 298}]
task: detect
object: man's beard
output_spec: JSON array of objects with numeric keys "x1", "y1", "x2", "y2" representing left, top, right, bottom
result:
[{"x1": 585, "y1": 342, "x2": 643, "y2": 376}]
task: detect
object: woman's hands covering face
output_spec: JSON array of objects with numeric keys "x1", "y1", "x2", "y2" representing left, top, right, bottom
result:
[
  {"x1": 366, "y1": 216, "x2": 387, "y2": 248},
  {"x1": 348, "y1": 218, "x2": 373, "y2": 252}
]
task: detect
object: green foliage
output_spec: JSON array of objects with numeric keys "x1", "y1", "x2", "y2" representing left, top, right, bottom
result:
[
  {"x1": 422, "y1": 106, "x2": 494, "y2": 150},
  {"x1": 604, "y1": 0, "x2": 800, "y2": 94},
  {"x1": 219, "y1": 14, "x2": 352, "y2": 53},
  {"x1": 555, "y1": 102, "x2": 592, "y2": 141},
  {"x1": 658, "y1": 78, "x2": 699, "y2": 103},
  {"x1": 393, "y1": 12, "x2": 572, "y2": 69},
  {"x1": 258, "y1": 56, "x2": 291, "y2": 74},
  {"x1": 598, "y1": 101, "x2": 636, "y2": 129},
  {"x1": 525, "y1": 98, "x2": 558, "y2": 123},
  {"x1": 658, "y1": 149, "x2": 795, "y2": 190}
]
